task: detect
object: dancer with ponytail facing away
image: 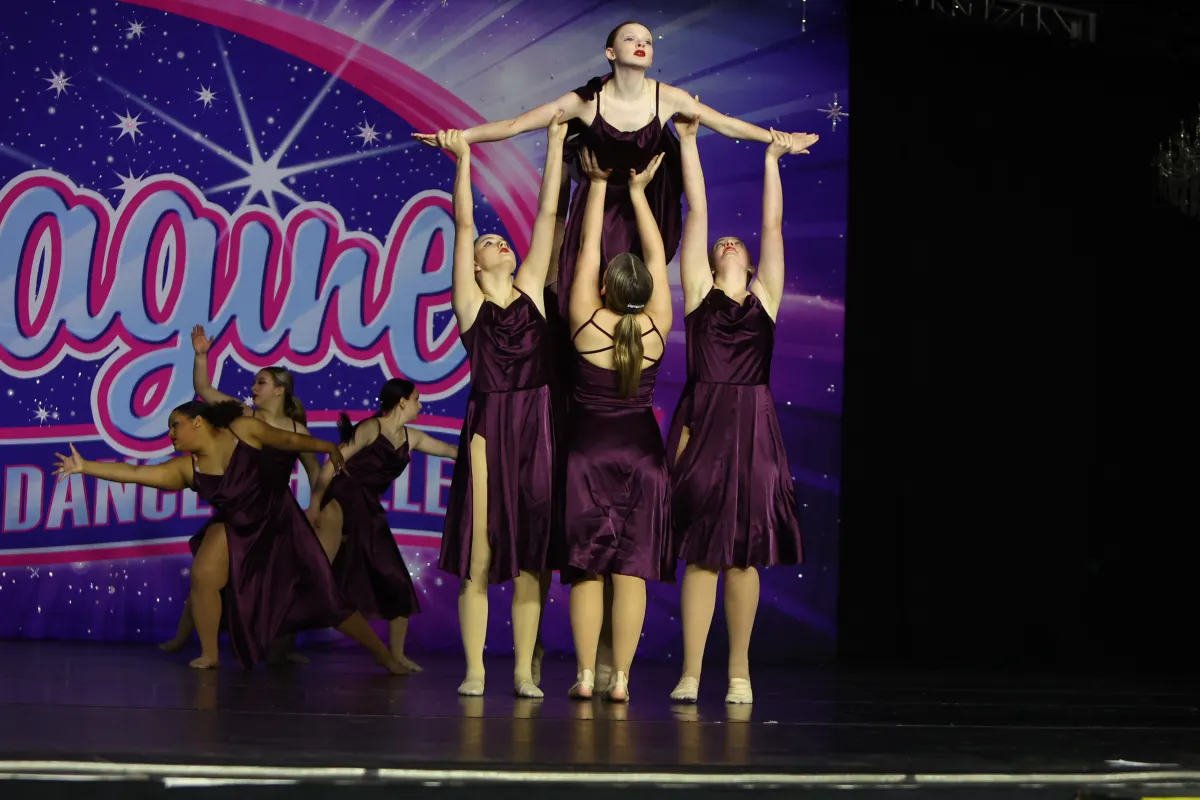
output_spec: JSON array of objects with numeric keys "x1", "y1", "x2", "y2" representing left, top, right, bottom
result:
[
  {"x1": 562, "y1": 148, "x2": 674, "y2": 703},
  {"x1": 53, "y1": 401, "x2": 406, "y2": 674},
  {"x1": 434, "y1": 110, "x2": 566, "y2": 698},
  {"x1": 307, "y1": 379, "x2": 457, "y2": 672},
  {"x1": 160, "y1": 326, "x2": 318, "y2": 660}
]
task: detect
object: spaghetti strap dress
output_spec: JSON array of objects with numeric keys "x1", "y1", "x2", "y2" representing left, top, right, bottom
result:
[{"x1": 561, "y1": 310, "x2": 674, "y2": 584}]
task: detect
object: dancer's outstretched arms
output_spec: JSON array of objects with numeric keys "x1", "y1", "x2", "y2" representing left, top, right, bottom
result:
[
  {"x1": 514, "y1": 111, "x2": 569, "y2": 304},
  {"x1": 308, "y1": 418, "x2": 380, "y2": 523},
  {"x1": 546, "y1": 162, "x2": 571, "y2": 291},
  {"x1": 628, "y1": 154, "x2": 672, "y2": 332},
  {"x1": 189, "y1": 325, "x2": 244, "y2": 406},
  {"x1": 53, "y1": 444, "x2": 192, "y2": 491},
  {"x1": 662, "y1": 85, "x2": 819, "y2": 155},
  {"x1": 413, "y1": 92, "x2": 585, "y2": 147},
  {"x1": 231, "y1": 417, "x2": 345, "y2": 472},
  {"x1": 408, "y1": 427, "x2": 458, "y2": 459},
  {"x1": 675, "y1": 107, "x2": 712, "y2": 315},
  {"x1": 755, "y1": 130, "x2": 792, "y2": 321},
  {"x1": 568, "y1": 148, "x2": 612, "y2": 330},
  {"x1": 439, "y1": 130, "x2": 485, "y2": 332}
]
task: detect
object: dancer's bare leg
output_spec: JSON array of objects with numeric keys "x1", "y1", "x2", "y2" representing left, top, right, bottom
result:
[
  {"x1": 188, "y1": 524, "x2": 229, "y2": 669},
  {"x1": 595, "y1": 577, "x2": 615, "y2": 690},
  {"x1": 335, "y1": 612, "x2": 407, "y2": 675},
  {"x1": 724, "y1": 567, "x2": 760, "y2": 684},
  {"x1": 531, "y1": 570, "x2": 552, "y2": 686},
  {"x1": 512, "y1": 570, "x2": 543, "y2": 697},
  {"x1": 388, "y1": 616, "x2": 421, "y2": 672},
  {"x1": 607, "y1": 574, "x2": 647, "y2": 702},
  {"x1": 457, "y1": 434, "x2": 491, "y2": 695},
  {"x1": 673, "y1": 564, "x2": 719, "y2": 700},
  {"x1": 315, "y1": 500, "x2": 344, "y2": 564},
  {"x1": 568, "y1": 575, "x2": 604, "y2": 698},
  {"x1": 159, "y1": 596, "x2": 195, "y2": 652}
]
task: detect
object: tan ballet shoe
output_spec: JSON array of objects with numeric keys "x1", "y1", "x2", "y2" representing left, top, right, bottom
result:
[
  {"x1": 725, "y1": 678, "x2": 753, "y2": 704},
  {"x1": 669, "y1": 676, "x2": 699, "y2": 703},
  {"x1": 605, "y1": 671, "x2": 630, "y2": 703},
  {"x1": 514, "y1": 679, "x2": 544, "y2": 699},
  {"x1": 568, "y1": 669, "x2": 595, "y2": 700},
  {"x1": 457, "y1": 677, "x2": 485, "y2": 696}
]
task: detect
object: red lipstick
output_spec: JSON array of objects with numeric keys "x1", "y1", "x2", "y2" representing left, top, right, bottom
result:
[{"x1": 634, "y1": 49, "x2": 646, "y2": 57}]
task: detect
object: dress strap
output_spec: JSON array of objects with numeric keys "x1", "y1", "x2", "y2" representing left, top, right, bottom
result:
[
  {"x1": 291, "y1": 418, "x2": 297, "y2": 432},
  {"x1": 654, "y1": 80, "x2": 660, "y2": 116},
  {"x1": 571, "y1": 308, "x2": 604, "y2": 342}
]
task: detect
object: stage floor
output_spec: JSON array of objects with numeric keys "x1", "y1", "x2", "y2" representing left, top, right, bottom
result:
[{"x1": 1, "y1": 641, "x2": 1199, "y2": 793}]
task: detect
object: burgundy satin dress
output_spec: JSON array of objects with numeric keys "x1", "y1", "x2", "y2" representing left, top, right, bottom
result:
[
  {"x1": 322, "y1": 426, "x2": 419, "y2": 620},
  {"x1": 666, "y1": 288, "x2": 803, "y2": 568},
  {"x1": 556, "y1": 77, "x2": 683, "y2": 321},
  {"x1": 440, "y1": 288, "x2": 557, "y2": 583},
  {"x1": 189, "y1": 438, "x2": 356, "y2": 668},
  {"x1": 562, "y1": 311, "x2": 674, "y2": 584},
  {"x1": 187, "y1": 444, "x2": 297, "y2": 556}
]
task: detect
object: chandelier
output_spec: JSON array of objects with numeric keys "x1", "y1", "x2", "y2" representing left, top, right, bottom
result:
[{"x1": 1155, "y1": 111, "x2": 1200, "y2": 217}]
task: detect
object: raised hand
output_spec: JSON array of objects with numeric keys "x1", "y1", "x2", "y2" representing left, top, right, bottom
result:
[
  {"x1": 435, "y1": 129, "x2": 470, "y2": 158},
  {"x1": 52, "y1": 443, "x2": 85, "y2": 480},
  {"x1": 788, "y1": 131, "x2": 819, "y2": 155},
  {"x1": 673, "y1": 93, "x2": 700, "y2": 139},
  {"x1": 411, "y1": 132, "x2": 438, "y2": 147},
  {"x1": 326, "y1": 445, "x2": 347, "y2": 473},
  {"x1": 629, "y1": 152, "x2": 665, "y2": 191},
  {"x1": 547, "y1": 109, "x2": 567, "y2": 145},
  {"x1": 767, "y1": 129, "x2": 793, "y2": 160},
  {"x1": 579, "y1": 147, "x2": 612, "y2": 183},
  {"x1": 191, "y1": 324, "x2": 213, "y2": 355}
]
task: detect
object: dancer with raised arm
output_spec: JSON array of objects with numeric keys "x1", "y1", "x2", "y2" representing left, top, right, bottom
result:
[
  {"x1": 52, "y1": 402, "x2": 406, "y2": 673},
  {"x1": 306, "y1": 378, "x2": 457, "y2": 673},
  {"x1": 415, "y1": 21, "x2": 818, "y2": 319},
  {"x1": 666, "y1": 118, "x2": 804, "y2": 705},
  {"x1": 562, "y1": 148, "x2": 673, "y2": 703},
  {"x1": 159, "y1": 327, "x2": 317, "y2": 662},
  {"x1": 434, "y1": 110, "x2": 567, "y2": 698}
]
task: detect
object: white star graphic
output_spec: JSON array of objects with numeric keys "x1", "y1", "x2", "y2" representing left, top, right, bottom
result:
[
  {"x1": 33, "y1": 404, "x2": 50, "y2": 424},
  {"x1": 195, "y1": 84, "x2": 217, "y2": 108},
  {"x1": 45, "y1": 69, "x2": 72, "y2": 98},
  {"x1": 818, "y1": 92, "x2": 849, "y2": 131},
  {"x1": 111, "y1": 167, "x2": 146, "y2": 195},
  {"x1": 355, "y1": 120, "x2": 380, "y2": 147},
  {"x1": 126, "y1": 21, "x2": 146, "y2": 39},
  {"x1": 112, "y1": 110, "x2": 146, "y2": 142}
]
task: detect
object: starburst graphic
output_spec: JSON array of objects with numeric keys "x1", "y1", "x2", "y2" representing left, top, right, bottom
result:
[
  {"x1": 195, "y1": 83, "x2": 217, "y2": 108},
  {"x1": 818, "y1": 92, "x2": 848, "y2": 131},
  {"x1": 126, "y1": 20, "x2": 146, "y2": 39},
  {"x1": 45, "y1": 69, "x2": 72, "y2": 98},
  {"x1": 111, "y1": 166, "x2": 146, "y2": 195},
  {"x1": 111, "y1": 110, "x2": 146, "y2": 142},
  {"x1": 32, "y1": 401, "x2": 59, "y2": 425},
  {"x1": 355, "y1": 120, "x2": 380, "y2": 147},
  {"x1": 96, "y1": 4, "x2": 413, "y2": 214}
]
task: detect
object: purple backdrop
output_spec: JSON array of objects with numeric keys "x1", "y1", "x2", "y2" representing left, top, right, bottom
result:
[{"x1": 0, "y1": 0, "x2": 846, "y2": 664}]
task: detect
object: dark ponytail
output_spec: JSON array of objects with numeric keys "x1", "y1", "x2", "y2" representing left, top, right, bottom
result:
[
  {"x1": 336, "y1": 378, "x2": 417, "y2": 445},
  {"x1": 173, "y1": 399, "x2": 244, "y2": 429},
  {"x1": 261, "y1": 366, "x2": 306, "y2": 424},
  {"x1": 336, "y1": 412, "x2": 356, "y2": 445}
]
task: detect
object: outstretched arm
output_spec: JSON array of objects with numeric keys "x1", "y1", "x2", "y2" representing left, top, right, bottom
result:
[
  {"x1": 756, "y1": 130, "x2": 792, "y2": 320},
  {"x1": 190, "y1": 325, "x2": 243, "y2": 406},
  {"x1": 628, "y1": 155, "x2": 672, "y2": 332},
  {"x1": 308, "y1": 418, "x2": 378, "y2": 520},
  {"x1": 675, "y1": 109, "x2": 712, "y2": 314},
  {"x1": 545, "y1": 165, "x2": 571, "y2": 290},
  {"x1": 664, "y1": 85, "x2": 819, "y2": 155},
  {"x1": 230, "y1": 416, "x2": 345, "y2": 472},
  {"x1": 514, "y1": 111, "x2": 569, "y2": 298},
  {"x1": 568, "y1": 149, "x2": 612, "y2": 329},
  {"x1": 408, "y1": 427, "x2": 458, "y2": 459},
  {"x1": 53, "y1": 445, "x2": 191, "y2": 491},
  {"x1": 413, "y1": 92, "x2": 585, "y2": 146},
  {"x1": 438, "y1": 130, "x2": 485, "y2": 330}
]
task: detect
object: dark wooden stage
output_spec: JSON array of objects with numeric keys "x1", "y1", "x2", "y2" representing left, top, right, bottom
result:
[{"x1": 1, "y1": 642, "x2": 1198, "y2": 799}]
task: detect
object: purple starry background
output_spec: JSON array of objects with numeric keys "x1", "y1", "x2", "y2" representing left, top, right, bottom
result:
[{"x1": 0, "y1": 0, "x2": 846, "y2": 665}]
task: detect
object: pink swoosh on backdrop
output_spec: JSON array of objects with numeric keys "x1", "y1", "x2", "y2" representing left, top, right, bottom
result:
[{"x1": 119, "y1": 0, "x2": 541, "y2": 252}]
